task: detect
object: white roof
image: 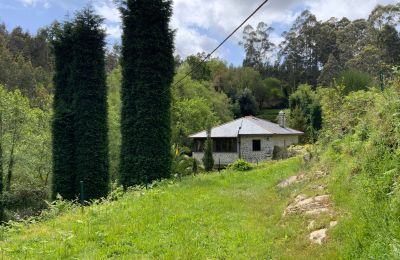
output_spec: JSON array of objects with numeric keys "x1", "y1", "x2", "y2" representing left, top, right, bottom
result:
[{"x1": 189, "y1": 116, "x2": 303, "y2": 138}]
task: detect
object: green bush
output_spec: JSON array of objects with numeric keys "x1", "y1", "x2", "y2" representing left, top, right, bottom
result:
[
  {"x1": 272, "y1": 146, "x2": 288, "y2": 160},
  {"x1": 227, "y1": 159, "x2": 253, "y2": 171},
  {"x1": 2, "y1": 185, "x2": 48, "y2": 220}
]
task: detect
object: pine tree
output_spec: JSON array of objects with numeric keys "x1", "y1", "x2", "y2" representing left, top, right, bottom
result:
[
  {"x1": 120, "y1": 0, "x2": 175, "y2": 188},
  {"x1": 51, "y1": 22, "x2": 76, "y2": 200},
  {"x1": 71, "y1": 9, "x2": 109, "y2": 199},
  {"x1": 202, "y1": 127, "x2": 214, "y2": 171}
]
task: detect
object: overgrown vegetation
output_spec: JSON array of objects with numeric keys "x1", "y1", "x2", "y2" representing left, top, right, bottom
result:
[{"x1": 312, "y1": 70, "x2": 400, "y2": 258}]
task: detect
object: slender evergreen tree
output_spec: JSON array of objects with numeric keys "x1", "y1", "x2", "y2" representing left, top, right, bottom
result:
[
  {"x1": 202, "y1": 127, "x2": 214, "y2": 172},
  {"x1": 71, "y1": 9, "x2": 109, "y2": 199},
  {"x1": 52, "y1": 22, "x2": 76, "y2": 200},
  {"x1": 120, "y1": 0, "x2": 175, "y2": 188},
  {"x1": 52, "y1": 8, "x2": 109, "y2": 200}
]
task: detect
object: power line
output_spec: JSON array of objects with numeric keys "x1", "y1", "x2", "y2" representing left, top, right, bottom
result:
[{"x1": 173, "y1": 0, "x2": 271, "y2": 87}]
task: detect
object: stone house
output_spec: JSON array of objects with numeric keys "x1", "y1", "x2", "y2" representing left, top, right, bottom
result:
[{"x1": 189, "y1": 112, "x2": 303, "y2": 166}]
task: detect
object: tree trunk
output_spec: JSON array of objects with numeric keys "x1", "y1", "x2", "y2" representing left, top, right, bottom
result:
[{"x1": 6, "y1": 128, "x2": 17, "y2": 192}]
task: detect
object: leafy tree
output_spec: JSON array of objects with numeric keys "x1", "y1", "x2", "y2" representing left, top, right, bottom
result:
[
  {"x1": 172, "y1": 97, "x2": 219, "y2": 147},
  {"x1": 288, "y1": 84, "x2": 322, "y2": 142},
  {"x1": 377, "y1": 24, "x2": 400, "y2": 65},
  {"x1": 238, "y1": 88, "x2": 258, "y2": 117},
  {"x1": 336, "y1": 19, "x2": 373, "y2": 66},
  {"x1": 253, "y1": 77, "x2": 283, "y2": 109},
  {"x1": 0, "y1": 85, "x2": 51, "y2": 218},
  {"x1": 279, "y1": 11, "x2": 321, "y2": 87},
  {"x1": 368, "y1": 3, "x2": 400, "y2": 29},
  {"x1": 318, "y1": 53, "x2": 341, "y2": 86},
  {"x1": 106, "y1": 44, "x2": 121, "y2": 73},
  {"x1": 72, "y1": 9, "x2": 109, "y2": 200},
  {"x1": 202, "y1": 126, "x2": 214, "y2": 171},
  {"x1": 186, "y1": 53, "x2": 211, "y2": 81},
  {"x1": 345, "y1": 45, "x2": 385, "y2": 76},
  {"x1": 120, "y1": 0, "x2": 175, "y2": 187},
  {"x1": 240, "y1": 22, "x2": 275, "y2": 71}
]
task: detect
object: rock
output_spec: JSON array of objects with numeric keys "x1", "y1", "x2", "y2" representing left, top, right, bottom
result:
[
  {"x1": 312, "y1": 184, "x2": 326, "y2": 191},
  {"x1": 314, "y1": 195, "x2": 330, "y2": 202},
  {"x1": 330, "y1": 221, "x2": 338, "y2": 228},
  {"x1": 278, "y1": 175, "x2": 298, "y2": 188},
  {"x1": 314, "y1": 170, "x2": 329, "y2": 179},
  {"x1": 283, "y1": 194, "x2": 331, "y2": 216},
  {"x1": 277, "y1": 174, "x2": 306, "y2": 188},
  {"x1": 307, "y1": 220, "x2": 315, "y2": 230},
  {"x1": 303, "y1": 153, "x2": 311, "y2": 163},
  {"x1": 309, "y1": 229, "x2": 327, "y2": 245},
  {"x1": 305, "y1": 207, "x2": 330, "y2": 216}
]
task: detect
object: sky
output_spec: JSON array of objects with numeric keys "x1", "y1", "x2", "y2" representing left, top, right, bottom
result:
[{"x1": 0, "y1": 0, "x2": 398, "y2": 66}]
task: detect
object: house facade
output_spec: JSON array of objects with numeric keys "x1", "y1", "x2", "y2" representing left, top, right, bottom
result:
[{"x1": 189, "y1": 112, "x2": 303, "y2": 166}]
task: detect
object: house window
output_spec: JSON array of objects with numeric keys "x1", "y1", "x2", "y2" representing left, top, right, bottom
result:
[
  {"x1": 213, "y1": 138, "x2": 237, "y2": 153},
  {"x1": 193, "y1": 139, "x2": 205, "y2": 152},
  {"x1": 253, "y1": 140, "x2": 261, "y2": 151}
]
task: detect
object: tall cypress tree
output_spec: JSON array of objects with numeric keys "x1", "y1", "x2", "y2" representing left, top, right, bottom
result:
[
  {"x1": 52, "y1": 8, "x2": 109, "y2": 200},
  {"x1": 71, "y1": 9, "x2": 109, "y2": 199},
  {"x1": 52, "y1": 22, "x2": 76, "y2": 200},
  {"x1": 120, "y1": 0, "x2": 175, "y2": 188}
]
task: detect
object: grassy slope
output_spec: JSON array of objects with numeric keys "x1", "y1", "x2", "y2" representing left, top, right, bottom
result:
[{"x1": 0, "y1": 158, "x2": 338, "y2": 259}]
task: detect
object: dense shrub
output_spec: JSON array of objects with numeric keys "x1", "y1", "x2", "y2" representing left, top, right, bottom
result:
[
  {"x1": 272, "y1": 146, "x2": 288, "y2": 160},
  {"x1": 337, "y1": 69, "x2": 376, "y2": 94},
  {"x1": 227, "y1": 159, "x2": 253, "y2": 171},
  {"x1": 2, "y1": 184, "x2": 48, "y2": 220}
]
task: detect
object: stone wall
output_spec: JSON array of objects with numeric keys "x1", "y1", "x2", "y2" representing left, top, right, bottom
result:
[
  {"x1": 240, "y1": 136, "x2": 273, "y2": 163},
  {"x1": 192, "y1": 135, "x2": 300, "y2": 165},
  {"x1": 192, "y1": 152, "x2": 238, "y2": 166},
  {"x1": 240, "y1": 135, "x2": 299, "y2": 163}
]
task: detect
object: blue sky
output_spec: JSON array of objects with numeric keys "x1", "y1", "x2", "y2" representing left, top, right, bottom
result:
[{"x1": 0, "y1": 0, "x2": 398, "y2": 66}]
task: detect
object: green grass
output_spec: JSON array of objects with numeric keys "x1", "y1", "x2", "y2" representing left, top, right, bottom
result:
[
  {"x1": 0, "y1": 157, "x2": 339, "y2": 259},
  {"x1": 257, "y1": 108, "x2": 281, "y2": 122}
]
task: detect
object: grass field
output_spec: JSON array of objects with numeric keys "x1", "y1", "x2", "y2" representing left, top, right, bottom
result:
[{"x1": 0, "y1": 157, "x2": 341, "y2": 259}]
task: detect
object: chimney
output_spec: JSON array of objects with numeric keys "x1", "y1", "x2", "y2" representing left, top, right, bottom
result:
[{"x1": 278, "y1": 111, "x2": 286, "y2": 128}]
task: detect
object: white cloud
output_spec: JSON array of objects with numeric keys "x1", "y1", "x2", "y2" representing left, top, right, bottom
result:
[
  {"x1": 305, "y1": 0, "x2": 397, "y2": 21},
  {"x1": 89, "y1": 0, "x2": 399, "y2": 62},
  {"x1": 104, "y1": 24, "x2": 122, "y2": 39},
  {"x1": 95, "y1": 2, "x2": 121, "y2": 23},
  {"x1": 19, "y1": 0, "x2": 50, "y2": 8},
  {"x1": 170, "y1": 0, "x2": 302, "y2": 60}
]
